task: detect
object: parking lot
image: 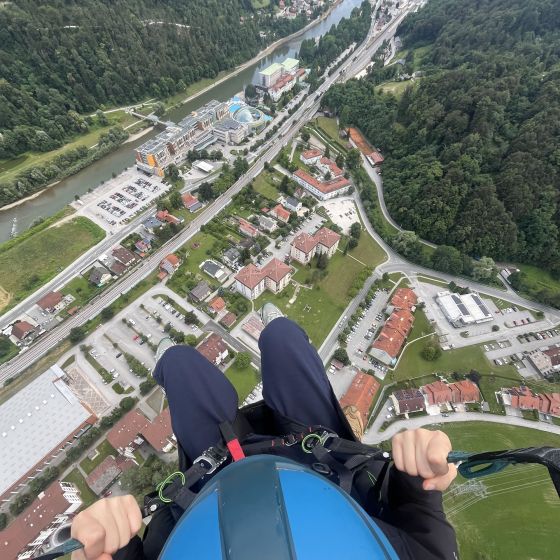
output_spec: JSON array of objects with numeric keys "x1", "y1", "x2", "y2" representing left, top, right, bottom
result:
[
  {"x1": 74, "y1": 168, "x2": 170, "y2": 232},
  {"x1": 321, "y1": 197, "x2": 359, "y2": 235},
  {"x1": 344, "y1": 288, "x2": 390, "y2": 378}
]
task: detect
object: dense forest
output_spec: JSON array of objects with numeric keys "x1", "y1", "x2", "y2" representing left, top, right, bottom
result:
[
  {"x1": 0, "y1": 0, "x2": 311, "y2": 160},
  {"x1": 323, "y1": 0, "x2": 560, "y2": 285}
]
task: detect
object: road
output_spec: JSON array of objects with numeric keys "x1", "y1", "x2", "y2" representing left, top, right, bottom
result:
[
  {"x1": 362, "y1": 410, "x2": 560, "y2": 445},
  {"x1": 0, "y1": 2, "x2": 417, "y2": 383}
]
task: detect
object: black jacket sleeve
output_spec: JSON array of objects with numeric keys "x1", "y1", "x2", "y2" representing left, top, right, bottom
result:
[{"x1": 375, "y1": 466, "x2": 459, "y2": 560}]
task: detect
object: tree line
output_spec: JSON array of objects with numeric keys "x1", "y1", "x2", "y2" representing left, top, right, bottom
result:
[{"x1": 322, "y1": 0, "x2": 560, "y2": 289}]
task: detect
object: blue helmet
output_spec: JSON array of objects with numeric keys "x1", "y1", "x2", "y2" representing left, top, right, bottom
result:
[{"x1": 160, "y1": 455, "x2": 399, "y2": 559}]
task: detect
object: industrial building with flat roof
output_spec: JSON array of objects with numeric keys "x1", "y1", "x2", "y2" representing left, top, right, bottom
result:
[
  {"x1": 0, "y1": 365, "x2": 96, "y2": 501},
  {"x1": 436, "y1": 291, "x2": 493, "y2": 327}
]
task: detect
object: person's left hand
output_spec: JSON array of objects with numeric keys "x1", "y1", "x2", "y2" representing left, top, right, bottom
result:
[{"x1": 391, "y1": 428, "x2": 458, "y2": 492}]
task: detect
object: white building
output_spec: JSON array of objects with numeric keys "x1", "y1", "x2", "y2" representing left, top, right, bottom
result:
[
  {"x1": 235, "y1": 258, "x2": 293, "y2": 300},
  {"x1": 293, "y1": 169, "x2": 351, "y2": 201},
  {"x1": 290, "y1": 227, "x2": 341, "y2": 265},
  {"x1": 436, "y1": 291, "x2": 494, "y2": 328}
]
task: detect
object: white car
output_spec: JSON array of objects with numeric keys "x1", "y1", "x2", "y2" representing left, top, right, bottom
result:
[
  {"x1": 129, "y1": 319, "x2": 136, "y2": 326},
  {"x1": 386, "y1": 414, "x2": 393, "y2": 419}
]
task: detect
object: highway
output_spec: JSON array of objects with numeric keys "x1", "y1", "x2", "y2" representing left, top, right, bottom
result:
[{"x1": 0, "y1": 2, "x2": 417, "y2": 383}]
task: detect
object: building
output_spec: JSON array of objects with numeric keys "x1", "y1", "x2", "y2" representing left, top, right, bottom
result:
[
  {"x1": 238, "y1": 218, "x2": 258, "y2": 238},
  {"x1": 142, "y1": 216, "x2": 163, "y2": 234},
  {"x1": 300, "y1": 149, "x2": 322, "y2": 165},
  {"x1": 197, "y1": 333, "x2": 229, "y2": 366},
  {"x1": 11, "y1": 320, "x2": 36, "y2": 342},
  {"x1": 36, "y1": 291, "x2": 63, "y2": 313},
  {"x1": 347, "y1": 127, "x2": 384, "y2": 166},
  {"x1": 159, "y1": 254, "x2": 180, "y2": 277},
  {"x1": 258, "y1": 215, "x2": 278, "y2": 233},
  {"x1": 0, "y1": 480, "x2": 82, "y2": 560},
  {"x1": 390, "y1": 288, "x2": 417, "y2": 311},
  {"x1": 527, "y1": 345, "x2": 560, "y2": 377},
  {"x1": 200, "y1": 260, "x2": 228, "y2": 283},
  {"x1": 220, "y1": 312, "x2": 237, "y2": 329},
  {"x1": 235, "y1": 258, "x2": 293, "y2": 300},
  {"x1": 223, "y1": 247, "x2": 241, "y2": 268},
  {"x1": 155, "y1": 210, "x2": 182, "y2": 225},
  {"x1": 500, "y1": 386, "x2": 560, "y2": 417},
  {"x1": 193, "y1": 161, "x2": 214, "y2": 173},
  {"x1": 317, "y1": 157, "x2": 343, "y2": 178},
  {"x1": 368, "y1": 326, "x2": 406, "y2": 366},
  {"x1": 242, "y1": 315, "x2": 265, "y2": 341},
  {"x1": 86, "y1": 456, "x2": 122, "y2": 496},
  {"x1": 89, "y1": 265, "x2": 112, "y2": 287},
  {"x1": 257, "y1": 58, "x2": 301, "y2": 101},
  {"x1": 339, "y1": 372, "x2": 380, "y2": 438},
  {"x1": 189, "y1": 281, "x2": 212, "y2": 303},
  {"x1": 111, "y1": 246, "x2": 138, "y2": 268},
  {"x1": 284, "y1": 196, "x2": 302, "y2": 212},
  {"x1": 384, "y1": 309, "x2": 414, "y2": 338},
  {"x1": 436, "y1": 291, "x2": 493, "y2": 327},
  {"x1": 208, "y1": 296, "x2": 226, "y2": 315},
  {"x1": 212, "y1": 118, "x2": 247, "y2": 144},
  {"x1": 390, "y1": 389, "x2": 425, "y2": 415},
  {"x1": 293, "y1": 169, "x2": 351, "y2": 201},
  {"x1": 422, "y1": 379, "x2": 480, "y2": 407},
  {"x1": 182, "y1": 193, "x2": 202, "y2": 213},
  {"x1": 0, "y1": 365, "x2": 96, "y2": 502},
  {"x1": 271, "y1": 204, "x2": 291, "y2": 223},
  {"x1": 290, "y1": 226, "x2": 341, "y2": 265},
  {"x1": 106, "y1": 409, "x2": 175, "y2": 457}
]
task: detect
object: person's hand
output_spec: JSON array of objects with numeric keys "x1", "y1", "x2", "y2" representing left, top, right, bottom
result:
[
  {"x1": 71, "y1": 495, "x2": 142, "y2": 560},
  {"x1": 391, "y1": 428, "x2": 457, "y2": 492}
]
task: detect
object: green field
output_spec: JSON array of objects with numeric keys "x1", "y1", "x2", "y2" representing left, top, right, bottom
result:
[
  {"x1": 431, "y1": 422, "x2": 560, "y2": 560},
  {"x1": 0, "y1": 336, "x2": 19, "y2": 365},
  {"x1": 252, "y1": 171, "x2": 282, "y2": 201},
  {"x1": 517, "y1": 263, "x2": 560, "y2": 294},
  {"x1": 79, "y1": 439, "x2": 117, "y2": 475},
  {"x1": 256, "y1": 233, "x2": 385, "y2": 345},
  {"x1": 62, "y1": 468, "x2": 97, "y2": 507},
  {"x1": 62, "y1": 275, "x2": 104, "y2": 308},
  {"x1": 225, "y1": 362, "x2": 260, "y2": 400},
  {"x1": 251, "y1": 0, "x2": 270, "y2": 8},
  {"x1": 375, "y1": 80, "x2": 417, "y2": 98},
  {"x1": 0, "y1": 217, "x2": 105, "y2": 312},
  {"x1": 316, "y1": 116, "x2": 341, "y2": 142}
]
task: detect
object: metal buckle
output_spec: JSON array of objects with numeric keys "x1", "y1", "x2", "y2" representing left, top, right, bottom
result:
[
  {"x1": 284, "y1": 434, "x2": 298, "y2": 446},
  {"x1": 194, "y1": 447, "x2": 227, "y2": 474},
  {"x1": 319, "y1": 431, "x2": 338, "y2": 449}
]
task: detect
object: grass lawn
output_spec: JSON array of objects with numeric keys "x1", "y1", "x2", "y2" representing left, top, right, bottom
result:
[
  {"x1": 63, "y1": 468, "x2": 97, "y2": 507},
  {"x1": 167, "y1": 232, "x2": 217, "y2": 297},
  {"x1": 430, "y1": 422, "x2": 560, "y2": 560},
  {"x1": 252, "y1": 171, "x2": 281, "y2": 201},
  {"x1": 0, "y1": 217, "x2": 104, "y2": 312},
  {"x1": 163, "y1": 70, "x2": 233, "y2": 110},
  {"x1": 225, "y1": 362, "x2": 260, "y2": 400},
  {"x1": 517, "y1": 263, "x2": 560, "y2": 294},
  {"x1": 375, "y1": 80, "x2": 416, "y2": 98},
  {"x1": 316, "y1": 116, "x2": 340, "y2": 142},
  {"x1": 0, "y1": 337, "x2": 19, "y2": 365},
  {"x1": 79, "y1": 440, "x2": 117, "y2": 475},
  {"x1": 62, "y1": 275, "x2": 104, "y2": 308},
  {"x1": 251, "y1": 0, "x2": 270, "y2": 8}
]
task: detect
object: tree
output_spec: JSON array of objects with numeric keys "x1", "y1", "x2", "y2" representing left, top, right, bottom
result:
[
  {"x1": 186, "y1": 334, "x2": 198, "y2": 346},
  {"x1": 169, "y1": 190, "x2": 183, "y2": 209},
  {"x1": 0, "y1": 513, "x2": 7, "y2": 530},
  {"x1": 345, "y1": 148, "x2": 361, "y2": 170},
  {"x1": 10, "y1": 493, "x2": 32, "y2": 516},
  {"x1": 245, "y1": 84, "x2": 257, "y2": 100},
  {"x1": 100, "y1": 307, "x2": 114, "y2": 321},
  {"x1": 316, "y1": 252, "x2": 328, "y2": 269},
  {"x1": 422, "y1": 343, "x2": 442, "y2": 361},
  {"x1": 166, "y1": 164, "x2": 180, "y2": 183},
  {"x1": 96, "y1": 110, "x2": 108, "y2": 126},
  {"x1": 69, "y1": 327, "x2": 86, "y2": 343},
  {"x1": 333, "y1": 348, "x2": 350, "y2": 365},
  {"x1": 119, "y1": 397, "x2": 136, "y2": 411},
  {"x1": 153, "y1": 102, "x2": 166, "y2": 117},
  {"x1": 301, "y1": 130, "x2": 310, "y2": 142},
  {"x1": 235, "y1": 352, "x2": 251, "y2": 369},
  {"x1": 184, "y1": 311, "x2": 198, "y2": 325},
  {"x1": 348, "y1": 237, "x2": 359, "y2": 250},
  {"x1": 431, "y1": 246, "x2": 464, "y2": 275},
  {"x1": 335, "y1": 154, "x2": 345, "y2": 168},
  {"x1": 198, "y1": 182, "x2": 214, "y2": 202},
  {"x1": 471, "y1": 256, "x2": 497, "y2": 282},
  {"x1": 350, "y1": 222, "x2": 361, "y2": 239}
]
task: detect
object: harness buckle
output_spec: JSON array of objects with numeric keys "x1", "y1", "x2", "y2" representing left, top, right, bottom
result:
[
  {"x1": 194, "y1": 446, "x2": 227, "y2": 474},
  {"x1": 284, "y1": 433, "x2": 298, "y2": 446}
]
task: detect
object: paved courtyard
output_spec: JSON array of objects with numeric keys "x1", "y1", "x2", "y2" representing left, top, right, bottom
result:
[{"x1": 321, "y1": 197, "x2": 359, "y2": 234}]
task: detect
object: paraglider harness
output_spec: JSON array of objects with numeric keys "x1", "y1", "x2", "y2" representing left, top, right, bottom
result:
[{"x1": 141, "y1": 401, "x2": 560, "y2": 522}]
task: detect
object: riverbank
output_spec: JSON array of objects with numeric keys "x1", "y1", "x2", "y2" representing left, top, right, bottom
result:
[
  {"x1": 166, "y1": 0, "x2": 343, "y2": 112},
  {"x1": 0, "y1": 187, "x2": 55, "y2": 211}
]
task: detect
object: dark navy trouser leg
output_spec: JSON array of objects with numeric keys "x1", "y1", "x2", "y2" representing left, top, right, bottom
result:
[
  {"x1": 259, "y1": 317, "x2": 352, "y2": 438},
  {"x1": 153, "y1": 345, "x2": 238, "y2": 461}
]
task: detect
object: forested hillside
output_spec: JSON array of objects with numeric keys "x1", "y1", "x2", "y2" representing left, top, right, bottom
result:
[
  {"x1": 323, "y1": 0, "x2": 560, "y2": 281},
  {"x1": 0, "y1": 0, "x2": 306, "y2": 160}
]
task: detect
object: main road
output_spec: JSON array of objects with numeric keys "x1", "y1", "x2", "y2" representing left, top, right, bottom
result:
[{"x1": 0, "y1": 2, "x2": 418, "y2": 383}]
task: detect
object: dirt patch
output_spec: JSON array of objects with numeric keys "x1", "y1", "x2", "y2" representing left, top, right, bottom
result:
[{"x1": 0, "y1": 285, "x2": 11, "y2": 311}]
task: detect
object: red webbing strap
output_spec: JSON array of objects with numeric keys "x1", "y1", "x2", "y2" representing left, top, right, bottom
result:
[{"x1": 219, "y1": 421, "x2": 246, "y2": 461}]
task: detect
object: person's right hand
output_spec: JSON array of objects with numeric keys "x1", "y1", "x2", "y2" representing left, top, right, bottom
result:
[{"x1": 71, "y1": 495, "x2": 142, "y2": 560}]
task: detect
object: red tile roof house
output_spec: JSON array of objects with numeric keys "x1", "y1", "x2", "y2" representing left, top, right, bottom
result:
[
  {"x1": 196, "y1": 333, "x2": 229, "y2": 366},
  {"x1": 449, "y1": 380, "x2": 480, "y2": 403},
  {"x1": 390, "y1": 389, "x2": 426, "y2": 415},
  {"x1": 272, "y1": 203, "x2": 291, "y2": 223},
  {"x1": 220, "y1": 311, "x2": 238, "y2": 329},
  {"x1": 86, "y1": 455, "x2": 122, "y2": 496},
  {"x1": 208, "y1": 296, "x2": 226, "y2": 315},
  {"x1": 141, "y1": 408, "x2": 175, "y2": 453},
  {"x1": 36, "y1": 291, "x2": 63, "y2": 313},
  {"x1": 391, "y1": 287, "x2": 418, "y2": 310},
  {"x1": 156, "y1": 209, "x2": 182, "y2": 225},
  {"x1": 292, "y1": 169, "x2": 351, "y2": 201},
  {"x1": 300, "y1": 148, "x2": 322, "y2": 165},
  {"x1": 0, "y1": 480, "x2": 82, "y2": 560},
  {"x1": 112, "y1": 245, "x2": 139, "y2": 268},
  {"x1": 501, "y1": 386, "x2": 560, "y2": 417},
  {"x1": 159, "y1": 253, "x2": 181, "y2": 279},
  {"x1": 384, "y1": 309, "x2": 414, "y2": 337},
  {"x1": 235, "y1": 258, "x2": 293, "y2": 300},
  {"x1": 290, "y1": 227, "x2": 341, "y2": 265},
  {"x1": 422, "y1": 381, "x2": 453, "y2": 406},
  {"x1": 368, "y1": 326, "x2": 406, "y2": 366},
  {"x1": 182, "y1": 192, "x2": 200, "y2": 210},
  {"x1": 11, "y1": 320, "x2": 36, "y2": 342},
  {"x1": 339, "y1": 372, "x2": 380, "y2": 437},
  {"x1": 238, "y1": 217, "x2": 258, "y2": 238},
  {"x1": 318, "y1": 156, "x2": 344, "y2": 178}
]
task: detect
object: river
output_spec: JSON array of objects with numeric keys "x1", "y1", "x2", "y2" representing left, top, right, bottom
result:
[{"x1": 0, "y1": 0, "x2": 363, "y2": 242}]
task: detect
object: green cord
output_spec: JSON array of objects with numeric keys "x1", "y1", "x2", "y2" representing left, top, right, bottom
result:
[
  {"x1": 156, "y1": 471, "x2": 185, "y2": 503},
  {"x1": 301, "y1": 433, "x2": 331, "y2": 453}
]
